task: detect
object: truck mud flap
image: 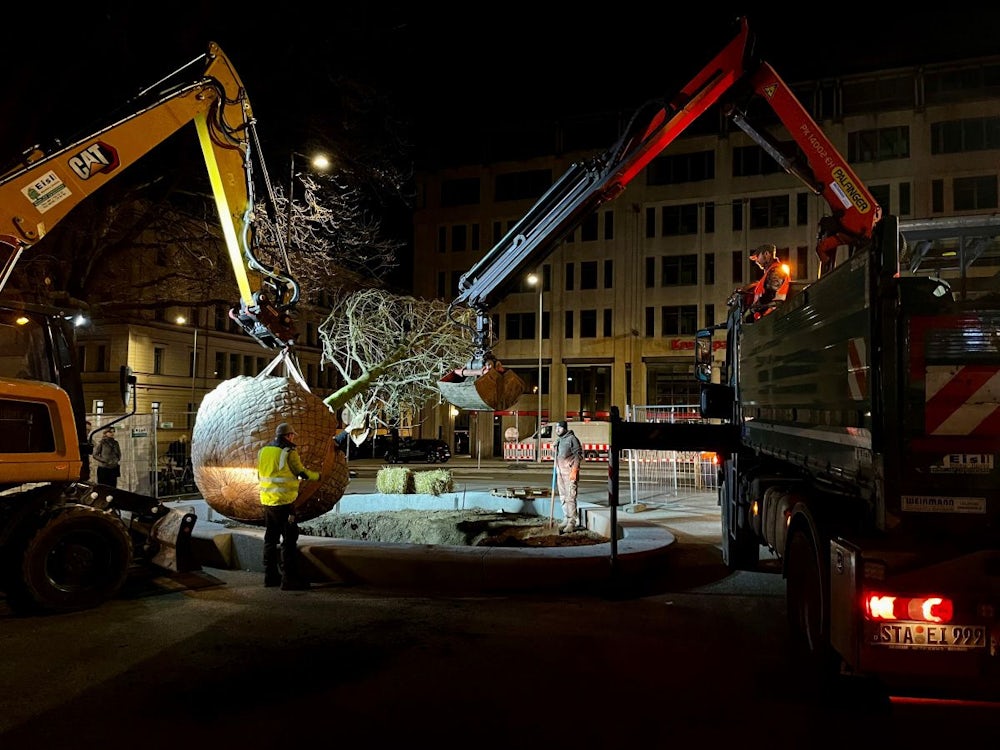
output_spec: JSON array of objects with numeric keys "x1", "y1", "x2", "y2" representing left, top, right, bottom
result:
[{"x1": 438, "y1": 368, "x2": 526, "y2": 412}]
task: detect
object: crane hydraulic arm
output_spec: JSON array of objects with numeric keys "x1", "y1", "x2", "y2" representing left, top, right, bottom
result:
[
  {"x1": 0, "y1": 42, "x2": 298, "y2": 349},
  {"x1": 440, "y1": 18, "x2": 753, "y2": 411},
  {"x1": 725, "y1": 61, "x2": 882, "y2": 275},
  {"x1": 441, "y1": 16, "x2": 885, "y2": 411}
]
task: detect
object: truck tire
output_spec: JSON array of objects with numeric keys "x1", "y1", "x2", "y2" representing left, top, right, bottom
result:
[
  {"x1": 785, "y1": 525, "x2": 836, "y2": 684},
  {"x1": 10, "y1": 505, "x2": 132, "y2": 614},
  {"x1": 720, "y1": 477, "x2": 758, "y2": 571}
]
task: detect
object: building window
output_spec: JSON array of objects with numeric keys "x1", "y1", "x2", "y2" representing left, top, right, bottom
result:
[
  {"x1": 848, "y1": 125, "x2": 910, "y2": 161},
  {"x1": 580, "y1": 261, "x2": 598, "y2": 289},
  {"x1": 899, "y1": 182, "x2": 912, "y2": 215},
  {"x1": 494, "y1": 169, "x2": 552, "y2": 201},
  {"x1": 796, "y1": 193, "x2": 808, "y2": 226},
  {"x1": 795, "y1": 246, "x2": 809, "y2": 281},
  {"x1": 229, "y1": 353, "x2": 240, "y2": 377},
  {"x1": 704, "y1": 253, "x2": 715, "y2": 285},
  {"x1": 604, "y1": 210, "x2": 614, "y2": 240},
  {"x1": 603, "y1": 259, "x2": 613, "y2": 288},
  {"x1": 645, "y1": 257, "x2": 655, "y2": 287},
  {"x1": 748, "y1": 194, "x2": 790, "y2": 229},
  {"x1": 243, "y1": 355, "x2": 253, "y2": 375},
  {"x1": 661, "y1": 305, "x2": 698, "y2": 335},
  {"x1": 930, "y1": 116, "x2": 1000, "y2": 154},
  {"x1": 564, "y1": 311, "x2": 574, "y2": 339},
  {"x1": 440, "y1": 176, "x2": 481, "y2": 206},
  {"x1": 565, "y1": 263, "x2": 575, "y2": 291},
  {"x1": 704, "y1": 203, "x2": 715, "y2": 233},
  {"x1": 704, "y1": 304, "x2": 715, "y2": 327},
  {"x1": 565, "y1": 365, "x2": 611, "y2": 417},
  {"x1": 732, "y1": 200, "x2": 743, "y2": 231},
  {"x1": 648, "y1": 150, "x2": 715, "y2": 184},
  {"x1": 661, "y1": 254, "x2": 698, "y2": 286},
  {"x1": 661, "y1": 203, "x2": 698, "y2": 236},
  {"x1": 504, "y1": 312, "x2": 536, "y2": 340},
  {"x1": 603, "y1": 309, "x2": 612, "y2": 337},
  {"x1": 645, "y1": 307, "x2": 654, "y2": 337},
  {"x1": 645, "y1": 207, "x2": 656, "y2": 238},
  {"x1": 580, "y1": 213, "x2": 598, "y2": 242},
  {"x1": 732, "y1": 145, "x2": 785, "y2": 177},
  {"x1": 932, "y1": 179, "x2": 944, "y2": 213},
  {"x1": 76, "y1": 345, "x2": 86, "y2": 372},
  {"x1": 452, "y1": 224, "x2": 467, "y2": 252},
  {"x1": 214, "y1": 351, "x2": 225, "y2": 379},
  {"x1": 437, "y1": 271, "x2": 446, "y2": 298},
  {"x1": 96, "y1": 344, "x2": 107, "y2": 373},
  {"x1": 437, "y1": 226, "x2": 447, "y2": 252},
  {"x1": 954, "y1": 175, "x2": 999, "y2": 211},
  {"x1": 870, "y1": 184, "x2": 890, "y2": 214},
  {"x1": 580, "y1": 309, "x2": 597, "y2": 338},
  {"x1": 731, "y1": 251, "x2": 744, "y2": 284},
  {"x1": 153, "y1": 347, "x2": 164, "y2": 375}
]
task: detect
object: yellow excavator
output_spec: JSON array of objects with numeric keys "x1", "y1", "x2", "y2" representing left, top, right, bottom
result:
[{"x1": 0, "y1": 42, "x2": 296, "y2": 613}]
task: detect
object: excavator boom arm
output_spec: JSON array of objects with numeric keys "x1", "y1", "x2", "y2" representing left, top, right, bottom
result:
[{"x1": 0, "y1": 42, "x2": 297, "y2": 348}]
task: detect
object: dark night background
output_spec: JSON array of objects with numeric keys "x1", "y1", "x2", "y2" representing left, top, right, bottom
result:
[
  {"x1": 6, "y1": 6, "x2": 1000, "y2": 161},
  {"x1": 3, "y1": 5, "x2": 999, "y2": 290}
]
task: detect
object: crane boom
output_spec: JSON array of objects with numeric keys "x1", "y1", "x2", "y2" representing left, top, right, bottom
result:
[{"x1": 0, "y1": 41, "x2": 298, "y2": 349}]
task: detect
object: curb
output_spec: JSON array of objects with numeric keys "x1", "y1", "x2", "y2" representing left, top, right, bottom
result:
[{"x1": 169, "y1": 493, "x2": 676, "y2": 592}]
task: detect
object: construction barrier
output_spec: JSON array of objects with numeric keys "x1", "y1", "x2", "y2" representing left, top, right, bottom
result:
[{"x1": 503, "y1": 442, "x2": 606, "y2": 462}]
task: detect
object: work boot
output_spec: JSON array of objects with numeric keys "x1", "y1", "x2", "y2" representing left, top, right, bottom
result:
[{"x1": 264, "y1": 571, "x2": 281, "y2": 588}]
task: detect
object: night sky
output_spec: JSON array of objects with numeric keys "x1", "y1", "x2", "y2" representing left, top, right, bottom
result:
[{"x1": 5, "y1": 6, "x2": 999, "y2": 165}]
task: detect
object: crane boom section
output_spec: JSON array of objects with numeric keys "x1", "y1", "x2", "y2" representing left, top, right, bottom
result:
[
  {"x1": 0, "y1": 43, "x2": 297, "y2": 348},
  {"x1": 453, "y1": 19, "x2": 753, "y2": 311}
]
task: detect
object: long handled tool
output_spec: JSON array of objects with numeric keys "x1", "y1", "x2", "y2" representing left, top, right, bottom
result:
[{"x1": 548, "y1": 463, "x2": 557, "y2": 528}]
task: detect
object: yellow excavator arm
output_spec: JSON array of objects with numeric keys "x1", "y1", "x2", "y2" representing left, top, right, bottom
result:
[{"x1": 0, "y1": 42, "x2": 297, "y2": 348}]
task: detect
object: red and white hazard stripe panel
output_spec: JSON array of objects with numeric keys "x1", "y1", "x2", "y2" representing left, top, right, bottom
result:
[
  {"x1": 847, "y1": 337, "x2": 868, "y2": 400},
  {"x1": 925, "y1": 365, "x2": 1000, "y2": 436}
]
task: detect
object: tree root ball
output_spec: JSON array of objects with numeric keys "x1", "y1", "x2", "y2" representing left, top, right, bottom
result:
[{"x1": 191, "y1": 375, "x2": 349, "y2": 524}]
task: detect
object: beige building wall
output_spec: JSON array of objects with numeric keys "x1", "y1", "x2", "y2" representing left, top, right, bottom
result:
[{"x1": 413, "y1": 56, "x2": 1000, "y2": 458}]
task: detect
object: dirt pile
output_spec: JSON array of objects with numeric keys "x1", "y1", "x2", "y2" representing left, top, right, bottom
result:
[{"x1": 297, "y1": 509, "x2": 608, "y2": 547}]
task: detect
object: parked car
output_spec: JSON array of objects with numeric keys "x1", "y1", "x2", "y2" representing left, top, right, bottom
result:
[{"x1": 385, "y1": 438, "x2": 451, "y2": 464}]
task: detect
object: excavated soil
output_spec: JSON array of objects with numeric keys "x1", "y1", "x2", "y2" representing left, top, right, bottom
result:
[{"x1": 266, "y1": 509, "x2": 609, "y2": 547}]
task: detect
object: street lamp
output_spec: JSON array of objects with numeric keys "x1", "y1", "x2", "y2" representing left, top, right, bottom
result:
[
  {"x1": 527, "y1": 271, "x2": 543, "y2": 462},
  {"x1": 286, "y1": 151, "x2": 331, "y2": 252}
]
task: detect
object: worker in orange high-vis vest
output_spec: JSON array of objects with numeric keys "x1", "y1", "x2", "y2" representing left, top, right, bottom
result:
[
  {"x1": 746, "y1": 243, "x2": 790, "y2": 320},
  {"x1": 258, "y1": 422, "x2": 320, "y2": 590}
]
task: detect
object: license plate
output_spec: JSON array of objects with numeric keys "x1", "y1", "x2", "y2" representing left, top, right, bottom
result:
[{"x1": 871, "y1": 622, "x2": 987, "y2": 651}]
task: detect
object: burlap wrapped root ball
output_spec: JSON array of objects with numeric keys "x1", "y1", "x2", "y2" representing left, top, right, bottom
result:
[{"x1": 191, "y1": 375, "x2": 349, "y2": 524}]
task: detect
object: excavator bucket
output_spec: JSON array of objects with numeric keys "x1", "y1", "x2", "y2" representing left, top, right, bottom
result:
[{"x1": 438, "y1": 367, "x2": 527, "y2": 412}]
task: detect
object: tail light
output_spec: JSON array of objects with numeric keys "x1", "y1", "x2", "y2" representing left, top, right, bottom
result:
[{"x1": 864, "y1": 592, "x2": 954, "y2": 623}]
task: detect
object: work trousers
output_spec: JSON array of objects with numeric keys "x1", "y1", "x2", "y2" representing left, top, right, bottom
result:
[
  {"x1": 556, "y1": 470, "x2": 578, "y2": 530},
  {"x1": 262, "y1": 503, "x2": 302, "y2": 584}
]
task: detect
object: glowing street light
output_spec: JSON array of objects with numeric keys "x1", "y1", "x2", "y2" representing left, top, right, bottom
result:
[
  {"x1": 286, "y1": 151, "x2": 331, "y2": 253},
  {"x1": 527, "y1": 271, "x2": 543, "y2": 462}
]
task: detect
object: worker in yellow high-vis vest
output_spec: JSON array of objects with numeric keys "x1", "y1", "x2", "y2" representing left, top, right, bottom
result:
[{"x1": 258, "y1": 422, "x2": 319, "y2": 590}]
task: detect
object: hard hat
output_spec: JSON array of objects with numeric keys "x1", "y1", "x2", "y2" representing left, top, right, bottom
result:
[{"x1": 275, "y1": 422, "x2": 295, "y2": 437}]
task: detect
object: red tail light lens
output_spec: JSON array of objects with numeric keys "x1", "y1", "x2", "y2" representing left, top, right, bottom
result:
[{"x1": 864, "y1": 592, "x2": 954, "y2": 623}]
